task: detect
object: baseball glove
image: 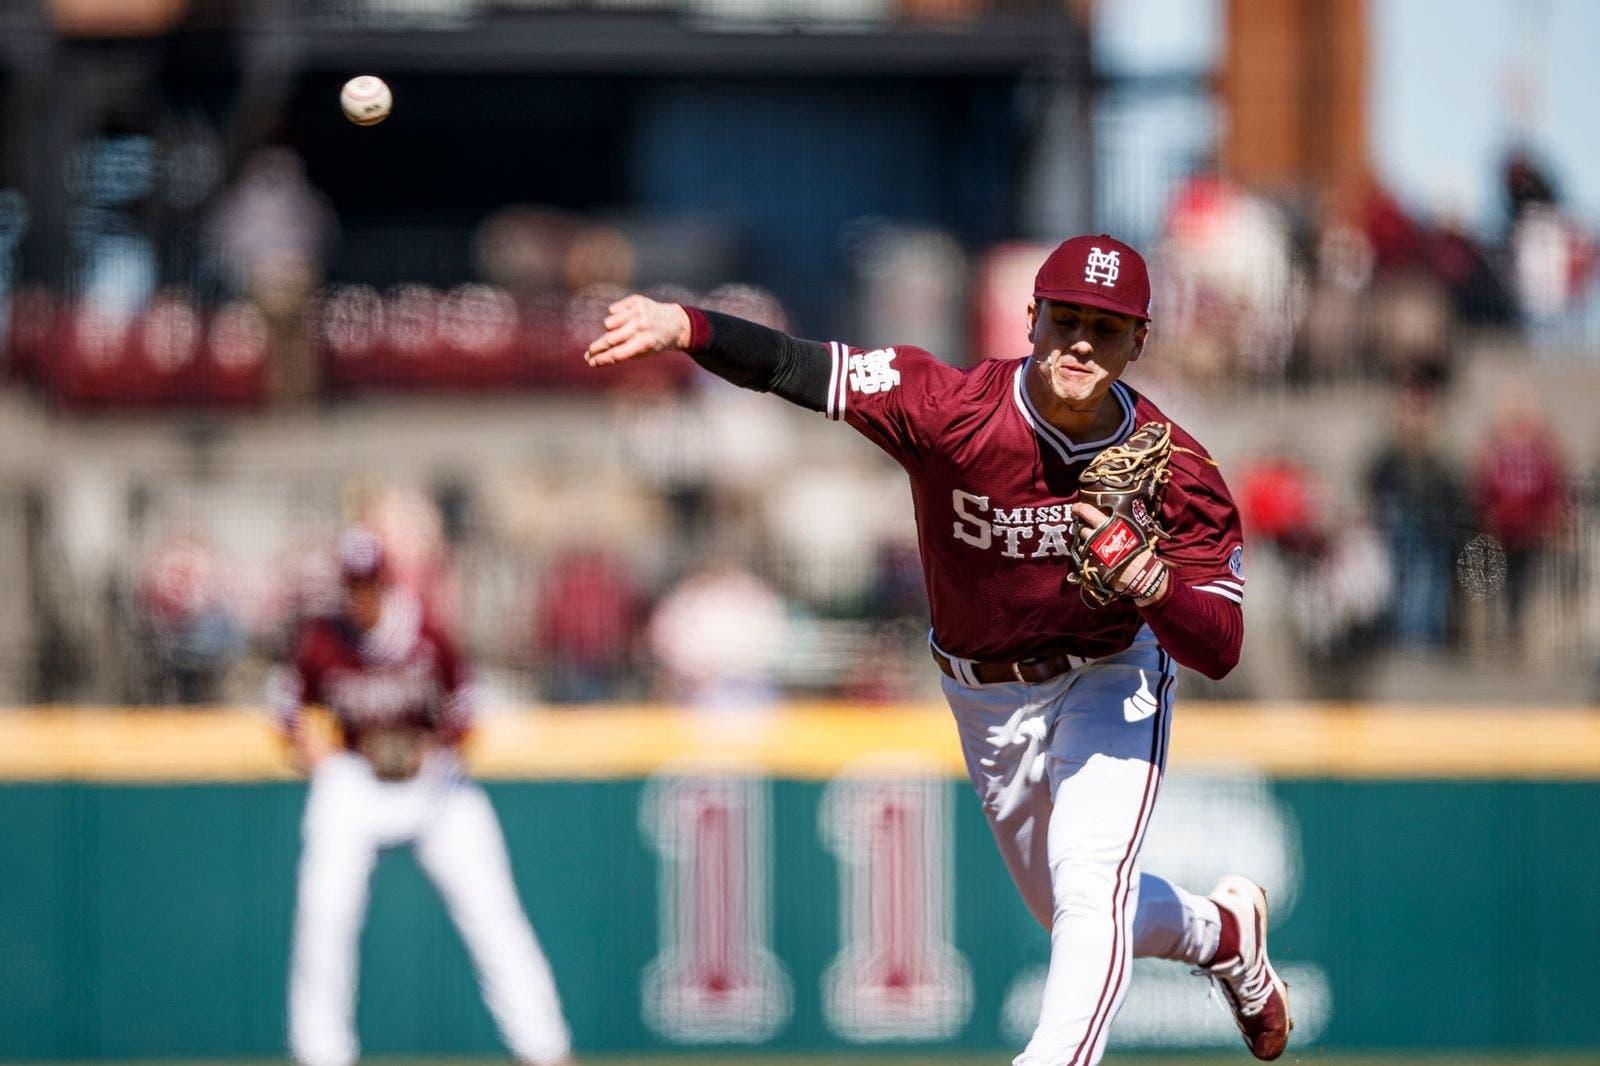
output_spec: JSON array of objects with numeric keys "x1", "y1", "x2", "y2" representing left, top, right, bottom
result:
[
  {"x1": 1066, "y1": 421, "x2": 1180, "y2": 608},
  {"x1": 355, "y1": 726, "x2": 428, "y2": 781}
]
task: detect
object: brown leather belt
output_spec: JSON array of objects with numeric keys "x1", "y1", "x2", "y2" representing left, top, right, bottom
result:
[{"x1": 931, "y1": 646, "x2": 1084, "y2": 686}]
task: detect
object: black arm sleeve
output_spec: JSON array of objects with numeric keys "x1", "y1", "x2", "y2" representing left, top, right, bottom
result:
[{"x1": 688, "y1": 309, "x2": 833, "y2": 413}]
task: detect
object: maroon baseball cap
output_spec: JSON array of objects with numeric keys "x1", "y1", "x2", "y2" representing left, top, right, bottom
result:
[
  {"x1": 1033, "y1": 234, "x2": 1152, "y2": 321},
  {"x1": 338, "y1": 527, "x2": 388, "y2": 585}
]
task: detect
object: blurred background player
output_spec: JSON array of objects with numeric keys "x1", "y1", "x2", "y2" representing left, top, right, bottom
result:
[{"x1": 270, "y1": 528, "x2": 573, "y2": 1066}]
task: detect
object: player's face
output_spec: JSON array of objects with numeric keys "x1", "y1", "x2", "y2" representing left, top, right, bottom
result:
[
  {"x1": 1028, "y1": 299, "x2": 1146, "y2": 406},
  {"x1": 344, "y1": 578, "x2": 383, "y2": 631}
]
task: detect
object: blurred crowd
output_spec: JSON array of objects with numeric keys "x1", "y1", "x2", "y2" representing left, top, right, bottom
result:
[
  {"x1": 2, "y1": 145, "x2": 799, "y2": 408},
  {"x1": 15, "y1": 361, "x2": 1600, "y2": 709},
  {"x1": 6, "y1": 143, "x2": 1598, "y2": 410},
  {"x1": 1138, "y1": 149, "x2": 1599, "y2": 390},
  {"x1": 1234, "y1": 380, "x2": 1593, "y2": 699},
  {"x1": 18, "y1": 468, "x2": 935, "y2": 708},
  {"x1": 6, "y1": 139, "x2": 1600, "y2": 707}
]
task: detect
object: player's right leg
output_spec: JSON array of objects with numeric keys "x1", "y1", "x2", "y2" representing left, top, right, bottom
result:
[
  {"x1": 1009, "y1": 638, "x2": 1180, "y2": 1066},
  {"x1": 288, "y1": 753, "x2": 379, "y2": 1066}
]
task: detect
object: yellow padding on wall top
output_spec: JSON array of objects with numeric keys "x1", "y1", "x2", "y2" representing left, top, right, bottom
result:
[{"x1": 0, "y1": 703, "x2": 1597, "y2": 781}]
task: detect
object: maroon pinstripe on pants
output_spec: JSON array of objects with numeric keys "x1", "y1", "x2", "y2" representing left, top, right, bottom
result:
[{"x1": 1064, "y1": 652, "x2": 1174, "y2": 1065}]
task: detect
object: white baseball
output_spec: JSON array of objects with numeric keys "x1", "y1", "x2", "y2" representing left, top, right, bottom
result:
[{"x1": 340, "y1": 76, "x2": 392, "y2": 126}]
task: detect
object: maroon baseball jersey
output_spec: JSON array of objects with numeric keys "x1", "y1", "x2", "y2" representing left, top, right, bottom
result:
[
  {"x1": 270, "y1": 591, "x2": 475, "y2": 746},
  {"x1": 823, "y1": 342, "x2": 1245, "y2": 662}
]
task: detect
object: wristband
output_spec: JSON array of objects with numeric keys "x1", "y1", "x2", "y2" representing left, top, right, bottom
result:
[
  {"x1": 1130, "y1": 557, "x2": 1168, "y2": 602},
  {"x1": 1125, "y1": 555, "x2": 1160, "y2": 595},
  {"x1": 683, "y1": 305, "x2": 712, "y2": 351}
]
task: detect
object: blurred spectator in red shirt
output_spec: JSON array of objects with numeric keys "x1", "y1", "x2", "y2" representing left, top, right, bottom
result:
[
  {"x1": 533, "y1": 548, "x2": 643, "y2": 704},
  {"x1": 1362, "y1": 182, "x2": 1429, "y2": 276},
  {"x1": 1472, "y1": 393, "x2": 1572, "y2": 633},
  {"x1": 1238, "y1": 452, "x2": 1323, "y2": 560}
]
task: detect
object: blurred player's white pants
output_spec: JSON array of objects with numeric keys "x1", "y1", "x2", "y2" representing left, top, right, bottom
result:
[
  {"x1": 940, "y1": 627, "x2": 1221, "y2": 1066},
  {"x1": 288, "y1": 750, "x2": 572, "y2": 1066}
]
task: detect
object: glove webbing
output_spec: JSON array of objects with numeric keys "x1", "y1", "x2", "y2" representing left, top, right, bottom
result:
[
  {"x1": 1070, "y1": 423, "x2": 1216, "y2": 608},
  {"x1": 1080, "y1": 423, "x2": 1214, "y2": 495}
]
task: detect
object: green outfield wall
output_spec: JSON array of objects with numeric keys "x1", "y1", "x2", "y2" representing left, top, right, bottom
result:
[{"x1": 3, "y1": 773, "x2": 1598, "y2": 1058}]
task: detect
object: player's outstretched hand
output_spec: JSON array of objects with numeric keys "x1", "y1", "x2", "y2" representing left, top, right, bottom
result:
[{"x1": 584, "y1": 295, "x2": 692, "y2": 367}]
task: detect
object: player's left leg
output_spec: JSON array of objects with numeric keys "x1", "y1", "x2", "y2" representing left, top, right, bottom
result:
[
  {"x1": 1200, "y1": 875, "x2": 1293, "y2": 1060},
  {"x1": 414, "y1": 772, "x2": 573, "y2": 1066},
  {"x1": 1016, "y1": 638, "x2": 1289, "y2": 1065},
  {"x1": 1012, "y1": 640, "x2": 1177, "y2": 1066}
]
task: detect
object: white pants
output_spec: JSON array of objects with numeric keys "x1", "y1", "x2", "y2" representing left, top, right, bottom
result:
[
  {"x1": 939, "y1": 629, "x2": 1221, "y2": 1066},
  {"x1": 288, "y1": 751, "x2": 571, "y2": 1066}
]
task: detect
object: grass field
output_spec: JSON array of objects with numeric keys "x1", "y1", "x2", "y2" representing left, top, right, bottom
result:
[
  {"x1": 566, "y1": 1049, "x2": 1600, "y2": 1056},
  {"x1": 28, "y1": 1049, "x2": 1600, "y2": 1056}
]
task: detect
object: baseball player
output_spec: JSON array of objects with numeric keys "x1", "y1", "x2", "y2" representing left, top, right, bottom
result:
[
  {"x1": 585, "y1": 235, "x2": 1290, "y2": 1064},
  {"x1": 271, "y1": 528, "x2": 573, "y2": 1066}
]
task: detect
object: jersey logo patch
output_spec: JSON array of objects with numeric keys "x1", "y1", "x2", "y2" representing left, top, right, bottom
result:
[
  {"x1": 1084, "y1": 247, "x2": 1120, "y2": 287},
  {"x1": 848, "y1": 348, "x2": 901, "y2": 395},
  {"x1": 1228, "y1": 545, "x2": 1244, "y2": 579}
]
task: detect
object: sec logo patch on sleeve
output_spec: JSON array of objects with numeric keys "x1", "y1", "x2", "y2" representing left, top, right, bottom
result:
[{"x1": 1228, "y1": 544, "x2": 1244, "y2": 579}]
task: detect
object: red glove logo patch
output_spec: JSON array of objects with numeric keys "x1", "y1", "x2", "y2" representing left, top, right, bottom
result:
[{"x1": 1089, "y1": 516, "x2": 1141, "y2": 569}]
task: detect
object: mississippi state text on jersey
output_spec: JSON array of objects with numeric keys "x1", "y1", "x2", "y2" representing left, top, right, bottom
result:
[{"x1": 823, "y1": 343, "x2": 1244, "y2": 663}]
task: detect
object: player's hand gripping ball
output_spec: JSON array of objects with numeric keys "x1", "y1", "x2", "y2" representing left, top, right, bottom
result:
[{"x1": 340, "y1": 76, "x2": 392, "y2": 126}]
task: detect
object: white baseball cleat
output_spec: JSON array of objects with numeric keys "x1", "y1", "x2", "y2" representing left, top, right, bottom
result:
[{"x1": 1205, "y1": 875, "x2": 1293, "y2": 1060}]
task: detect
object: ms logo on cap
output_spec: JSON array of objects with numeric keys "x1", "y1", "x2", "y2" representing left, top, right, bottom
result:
[
  {"x1": 1084, "y1": 247, "x2": 1120, "y2": 287},
  {"x1": 1034, "y1": 234, "x2": 1151, "y2": 320}
]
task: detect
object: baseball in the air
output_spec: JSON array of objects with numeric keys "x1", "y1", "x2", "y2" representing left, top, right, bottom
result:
[{"x1": 340, "y1": 76, "x2": 392, "y2": 126}]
